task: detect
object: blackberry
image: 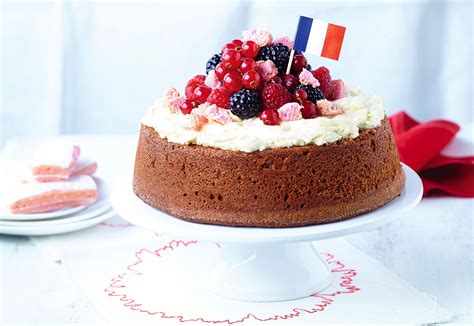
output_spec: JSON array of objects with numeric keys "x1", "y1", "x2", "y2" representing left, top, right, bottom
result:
[
  {"x1": 206, "y1": 53, "x2": 221, "y2": 74},
  {"x1": 229, "y1": 89, "x2": 262, "y2": 119},
  {"x1": 295, "y1": 84, "x2": 325, "y2": 103},
  {"x1": 256, "y1": 43, "x2": 290, "y2": 73}
]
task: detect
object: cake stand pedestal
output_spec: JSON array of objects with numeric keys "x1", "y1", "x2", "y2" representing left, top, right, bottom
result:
[{"x1": 111, "y1": 164, "x2": 422, "y2": 302}]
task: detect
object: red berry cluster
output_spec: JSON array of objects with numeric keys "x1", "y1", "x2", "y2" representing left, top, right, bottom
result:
[
  {"x1": 180, "y1": 34, "x2": 341, "y2": 124},
  {"x1": 181, "y1": 39, "x2": 262, "y2": 115}
]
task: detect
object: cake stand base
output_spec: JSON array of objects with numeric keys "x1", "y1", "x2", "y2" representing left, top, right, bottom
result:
[
  {"x1": 213, "y1": 241, "x2": 331, "y2": 302},
  {"x1": 112, "y1": 164, "x2": 422, "y2": 302}
]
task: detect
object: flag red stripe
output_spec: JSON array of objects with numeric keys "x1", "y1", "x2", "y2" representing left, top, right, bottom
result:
[{"x1": 321, "y1": 23, "x2": 346, "y2": 60}]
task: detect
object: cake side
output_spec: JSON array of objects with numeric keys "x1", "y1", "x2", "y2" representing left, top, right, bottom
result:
[{"x1": 133, "y1": 117, "x2": 404, "y2": 227}]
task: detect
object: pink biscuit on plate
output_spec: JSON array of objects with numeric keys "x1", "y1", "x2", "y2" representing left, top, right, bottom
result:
[
  {"x1": 6, "y1": 175, "x2": 98, "y2": 214},
  {"x1": 277, "y1": 102, "x2": 303, "y2": 122},
  {"x1": 71, "y1": 158, "x2": 98, "y2": 177},
  {"x1": 30, "y1": 142, "x2": 80, "y2": 182}
]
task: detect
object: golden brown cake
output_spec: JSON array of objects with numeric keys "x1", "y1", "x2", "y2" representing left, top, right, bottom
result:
[
  {"x1": 133, "y1": 117, "x2": 404, "y2": 227},
  {"x1": 132, "y1": 28, "x2": 405, "y2": 227}
]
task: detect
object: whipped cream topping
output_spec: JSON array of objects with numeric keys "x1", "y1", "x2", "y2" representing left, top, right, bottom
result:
[{"x1": 141, "y1": 86, "x2": 385, "y2": 153}]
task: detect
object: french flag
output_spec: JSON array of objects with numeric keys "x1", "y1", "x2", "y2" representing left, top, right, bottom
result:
[{"x1": 293, "y1": 16, "x2": 346, "y2": 60}]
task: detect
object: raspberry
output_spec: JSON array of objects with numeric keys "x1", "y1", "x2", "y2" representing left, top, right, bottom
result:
[
  {"x1": 207, "y1": 87, "x2": 231, "y2": 109},
  {"x1": 330, "y1": 79, "x2": 345, "y2": 100},
  {"x1": 185, "y1": 75, "x2": 206, "y2": 99},
  {"x1": 261, "y1": 83, "x2": 291, "y2": 110},
  {"x1": 312, "y1": 67, "x2": 333, "y2": 98}
]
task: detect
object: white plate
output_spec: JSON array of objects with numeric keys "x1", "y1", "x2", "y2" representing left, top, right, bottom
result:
[
  {"x1": 0, "y1": 209, "x2": 116, "y2": 236},
  {"x1": 111, "y1": 164, "x2": 423, "y2": 244},
  {"x1": 0, "y1": 205, "x2": 86, "y2": 221},
  {"x1": 0, "y1": 199, "x2": 111, "y2": 227},
  {"x1": 0, "y1": 177, "x2": 110, "y2": 221}
]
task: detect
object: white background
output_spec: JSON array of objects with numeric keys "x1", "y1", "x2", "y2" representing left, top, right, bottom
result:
[{"x1": 1, "y1": 0, "x2": 473, "y2": 148}]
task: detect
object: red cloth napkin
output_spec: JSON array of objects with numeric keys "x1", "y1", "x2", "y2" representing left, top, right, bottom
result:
[{"x1": 389, "y1": 111, "x2": 474, "y2": 197}]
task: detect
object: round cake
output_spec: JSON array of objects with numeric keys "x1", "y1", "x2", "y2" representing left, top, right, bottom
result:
[{"x1": 133, "y1": 28, "x2": 405, "y2": 227}]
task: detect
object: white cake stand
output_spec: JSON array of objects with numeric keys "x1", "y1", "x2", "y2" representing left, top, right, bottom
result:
[{"x1": 111, "y1": 164, "x2": 422, "y2": 302}]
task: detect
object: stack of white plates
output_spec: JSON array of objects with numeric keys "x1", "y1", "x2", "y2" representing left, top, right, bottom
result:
[{"x1": 0, "y1": 178, "x2": 115, "y2": 236}]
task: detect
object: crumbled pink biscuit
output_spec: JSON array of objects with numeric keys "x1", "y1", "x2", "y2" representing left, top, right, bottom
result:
[
  {"x1": 331, "y1": 79, "x2": 345, "y2": 100},
  {"x1": 194, "y1": 103, "x2": 232, "y2": 125},
  {"x1": 164, "y1": 87, "x2": 180, "y2": 99},
  {"x1": 163, "y1": 87, "x2": 184, "y2": 113},
  {"x1": 256, "y1": 60, "x2": 278, "y2": 82},
  {"x1": 272, "y1": 36, "x2": 293, "y2": 49},
  {"x1": 317, "y1": 99, "x2": 343, "y2": 116},
  {"x1": 182, "y1": 114, "x2": 206, "y2": 131},
  {"x1": 204, "y1": 70, "x2": 221, "y2": 90},
  {"x1": 242, "y1": 28, "x2": 273, "y2": 47},
  {"x1": 169, "y1": 96, "x2": 185, "y2": 113},
  {"x1": 277, "y1": 102, "x2": 303, "y2": 122},
  {"x1": 299, "y1": 68, "x2": 320, "y2": 88}
]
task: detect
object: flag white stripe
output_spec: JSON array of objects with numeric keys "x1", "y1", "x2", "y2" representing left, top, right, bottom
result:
[{"x1": 305, "y1": 19, "x2": 328, "y2": 55}]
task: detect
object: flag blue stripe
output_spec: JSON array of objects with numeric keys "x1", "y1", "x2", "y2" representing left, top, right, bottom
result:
[{"x1": 293, "y1": 16, "x2": 313, "y2": 52}]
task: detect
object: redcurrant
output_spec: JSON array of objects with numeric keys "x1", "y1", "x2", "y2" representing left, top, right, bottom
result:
[
  {"x1": 292, "y1": 89, "x2": 308, "y2": 104},
  {"x1": 221, "y1": 49, "x2": 242, "y2": 69},
  {"x1": 223, "y1": 71, "x2": 243, "y2": 92},
  {"x1": 215, "y1": 63, "x2": 231, "y2": 80},
  {"x1": 239, "y1": 58, "x2": 257, "y2": 73},
  {"x1": 300, "y1": 100, "x2": 317, "y2": 119},
  {"x1": 259, "y1": 109, "x2": 280, "y2": 125},
  {"x1": 241, "y1": 40, "x2": 259, "y2": 58},
  {"x1": 179, "y1": 99, "x2": 196, "y2": 115},
  {"x1": 193, "y1": 86, "x2": 211, "y2": 104},
  {"x1": 291, "y1": 54, "x2": 307, "y2": 74},
  {"x1": 242, "y1": 70, "x2": 261, "y2": 90},
  {"x1": 282, "y1": 74, "x2": 299, "y2": 92}
]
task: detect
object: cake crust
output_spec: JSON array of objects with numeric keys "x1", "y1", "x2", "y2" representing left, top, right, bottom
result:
[{"x1": 133, "y1": 118, "x2": 405, "y2": 227}]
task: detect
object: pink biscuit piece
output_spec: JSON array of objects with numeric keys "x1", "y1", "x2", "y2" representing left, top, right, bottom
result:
[
  {"x1": 181, "y1": 114, "x2": 207, "y2": 131},
  {"x1": 7, "y1": 175, "x2": 98, "y2": 214},
  {"x1": 317, "y1": 99, "x2": 344, "y2": 116},
  {"x1": 163, "y1": 87, "x2": 184, "y2": 113},
  {"x1": 242, "y1": 28, "x2": 273, "y2": 47},
  {"x1": 194, "y1": 103, "x2": 232, "y2": 125},
  {"x1": 299, "y1": 68, "x2": 320, "y2": 88},
  {"x1": 256, "y1": 60, "x2": 278, "y2": 82},
  {"x1": 164, "y1": 87, "x2": 180, "y2": 99},
  {"x1": 331, "y1": 79, "x2": 345, "y2": 100},
  {"x1": 30, "y1": 142, "x2": 80, "y2": 182},
  {"x1": 277, "y1": 102, "x2": 303, "y2": 122},
  {"x1": 272, "y1": 35, "x2": 293, "y2": 49},
  {"x1": 204, "y1": 70, "x2": 221, "y2": 90}
]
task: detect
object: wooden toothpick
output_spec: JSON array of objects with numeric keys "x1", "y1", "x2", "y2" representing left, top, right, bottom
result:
[{"x1": 286, "y1": 49, "x2": 295, "y2": 75}]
